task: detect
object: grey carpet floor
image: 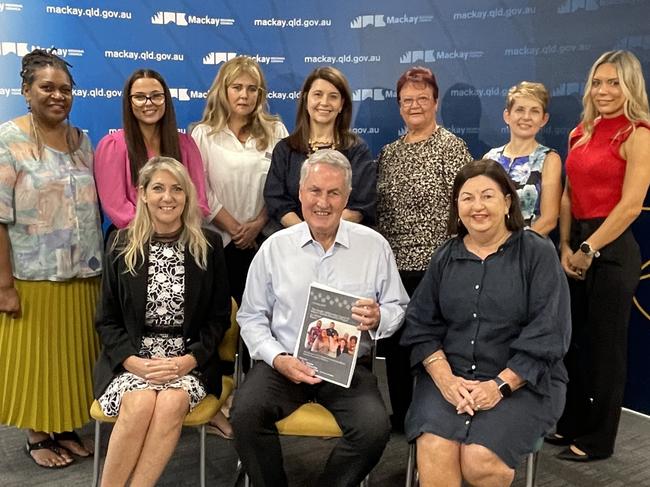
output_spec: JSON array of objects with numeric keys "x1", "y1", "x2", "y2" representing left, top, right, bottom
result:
[{"x1": 1, "y1": 408, "x2": 649, "y2": 486}]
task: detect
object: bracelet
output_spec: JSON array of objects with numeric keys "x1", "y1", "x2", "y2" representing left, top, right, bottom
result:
[{"x1": 423, "y1": 355, "x2": 447, "y2": 367}]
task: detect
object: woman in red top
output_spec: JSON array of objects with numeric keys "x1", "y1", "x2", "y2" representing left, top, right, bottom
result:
[{"x1": 553, "y1": 50, "x2": 650, "y2": 461}]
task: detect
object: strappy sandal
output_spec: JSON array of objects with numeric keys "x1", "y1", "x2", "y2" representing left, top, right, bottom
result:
[
  {"x1": 52, "y1": 431, "x2": 93, "y2": 457},
  {"x1": 206, "y1": 411, "x2": 234, "y2": 440},
  {"x1": 25, "y1": 438, "x2": 73, "y2": 469}
]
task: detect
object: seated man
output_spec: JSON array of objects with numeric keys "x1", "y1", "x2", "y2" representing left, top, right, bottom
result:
[{"x1": 231, "y1": 149, "x2": 409, "y2": 487}]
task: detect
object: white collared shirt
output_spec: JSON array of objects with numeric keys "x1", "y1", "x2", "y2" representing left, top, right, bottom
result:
[
  {"x1": 191, "y1": 121, "x2": 288, "y2": 246},
  {"x1": 237, "y1": 220, "x2": 410, "y2": 366}
]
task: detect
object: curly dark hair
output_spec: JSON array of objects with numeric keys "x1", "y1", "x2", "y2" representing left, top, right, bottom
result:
[{"x1": 20, "y1": 48, "x2": 74, "y2": 92}]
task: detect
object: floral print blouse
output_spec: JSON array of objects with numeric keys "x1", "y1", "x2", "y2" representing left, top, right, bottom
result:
[
  {"x1": 484, "y1": 144, "x2": 554, "y2": 226},
  {"x1": 0, "y1": 121, "x2": 103, "y2": 281}
]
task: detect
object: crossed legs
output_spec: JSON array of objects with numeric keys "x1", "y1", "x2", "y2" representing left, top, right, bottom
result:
[
  {"x1": 416, "y1": 433, "x2": 514, "y2": 487},
  {"x1": 100, "y1": 388, "x2": 189, "y2": 487}
]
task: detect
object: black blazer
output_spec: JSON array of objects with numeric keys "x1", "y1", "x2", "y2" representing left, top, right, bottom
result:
[{"x1": 93, "y1": 229, "x2": 231, "y2": 398}]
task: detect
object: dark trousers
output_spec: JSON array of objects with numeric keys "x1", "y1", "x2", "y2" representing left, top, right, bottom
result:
[
  {"x1": 230, "y1": 362, "x2": 391, "y2": 487},
  {"x1": 556, "y1": 219, "x2": 640, "y2": 458},
  {"x1": 224, "y1": 243, "x2": 257, "y2": 371},
  {"x1": 224, "y1": 242, "x2": 257, "y2": 306},
  {"x1": 378, "y1": 270, "x2": 424, "y2": 431}
]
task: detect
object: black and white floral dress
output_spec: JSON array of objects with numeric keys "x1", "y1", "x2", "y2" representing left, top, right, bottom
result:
[{"x1": 98, "y1": 239, "x2": 206, "y2": 416}]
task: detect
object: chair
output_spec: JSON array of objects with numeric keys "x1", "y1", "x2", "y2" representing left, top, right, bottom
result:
[
  {"x1": 91, "y1": 298, "x2": 239, "y2": 487},
  {"x1": 240, "y1": 348, "x2": 376, "y2": 487}
]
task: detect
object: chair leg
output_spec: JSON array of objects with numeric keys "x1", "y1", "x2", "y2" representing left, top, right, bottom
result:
[
  {"x1": 405, "y1": 442, "x2": 416, "y2": 487},
  {"x1": 200, "y1": 424, "x2": 207, "y2": 487},
  {"x1": 92, "y1": 420, "x2": 101, "y2": 487},
  {"x1": 525, "y1": 451, "x2": 539, "y2": 487}
]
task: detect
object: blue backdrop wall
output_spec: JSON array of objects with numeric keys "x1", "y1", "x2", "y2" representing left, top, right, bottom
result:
[{"x1": 1, "y1": 0, "x2": 650, "y2": 413}]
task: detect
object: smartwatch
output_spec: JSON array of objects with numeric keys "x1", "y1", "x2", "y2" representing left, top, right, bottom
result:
[
  {"x1": 579, "y1": 241, "x2": 600, "y2": 258},
  {"x1": 494, "y1": 376, "x2": 512, "y2": 398}
]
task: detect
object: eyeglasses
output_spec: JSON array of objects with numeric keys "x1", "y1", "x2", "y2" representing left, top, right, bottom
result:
[
  {"x1": 130, "y1": 92, "x2": 166, "y2": 107},
  {"x1": 400, "y1": 96, "x2": 433, "y2": 108}
]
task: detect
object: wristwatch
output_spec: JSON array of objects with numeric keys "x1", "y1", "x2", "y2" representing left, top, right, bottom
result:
[
  {"x1": 579, "y1": 241, "x2": 600, "y2": 258},
  {"x1": 494, "y1": 377, "x2": 512, "y2": 398}
]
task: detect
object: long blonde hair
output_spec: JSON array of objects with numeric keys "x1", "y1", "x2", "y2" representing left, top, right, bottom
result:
[
  {"x1": 198, "y1": 56, "x2": 281, "y2": 151},
  {"x1": 113, "y1": 156, "x2": 209, "y2": 274},
  {"x1": 575, "y1": 50, "x2": 650, "y2": 147}
]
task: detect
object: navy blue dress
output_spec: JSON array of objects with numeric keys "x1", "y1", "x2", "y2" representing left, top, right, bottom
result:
[{"x1": 400, "y1": 230, "x2": 571, "y2": 467}]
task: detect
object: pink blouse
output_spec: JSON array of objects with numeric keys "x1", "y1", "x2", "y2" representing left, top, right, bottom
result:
[{"x1": 94, "y1": 129, "x2": 210, "y2": 228}]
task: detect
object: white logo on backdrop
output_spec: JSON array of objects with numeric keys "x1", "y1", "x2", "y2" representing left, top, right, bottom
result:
[
  {"x1": 351, "y1": 15, "x2": 385, "y2": 28},
  {"x1": 0, "y1": 41, "x2": 29, "y2": 56},
  {"x1": 351, "y1": 89, "x2": 397, "y2": 101},
  {"x1": 151, "y1": 11, "x2": 234, "y2": 26},
  {"x1": 202, "y1": 52, "x2": 284, "y2": 65},
  {"x1": 202, "y1": 52, "x2": 237, "y2": 65},
  {"x1": 152, "y1": 11, "x2": 188, "y2": 25},
  {"x1": 400, "y1": 49, "x2": 483, "y2": 63},
  {"x1": 350, "y1": 13, "x2": 433, "y2": 28},
  {"x1": 169, "y1": 88, "x2": 190, "y2": 101},
  {"x1": 400, "y1": 50, "x2": 437, "y2": 63},
  {"x1": 169, "y1": 88, "x2": 208, "y2": 101},
  {"x1": 0, "y1": 42, "x2": 83, "y2": 57},
  {"x1": 0, "y1": 3, "x2": 23, "y2": 12}
]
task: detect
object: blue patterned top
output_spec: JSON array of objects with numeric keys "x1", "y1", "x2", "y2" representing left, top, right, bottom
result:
[
  {"x1": 484, "y1": 144, "x2": 554, "y2": 226},
  {"x1": 0, "y1": 121, "x2": 103, "y2": 281}
]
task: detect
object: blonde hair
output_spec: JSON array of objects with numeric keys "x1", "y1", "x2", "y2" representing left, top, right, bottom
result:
[
  {"x1": 114, "y1": 156, "x2": 209, "y2": 274},
  {"x1": 505, "y1": 81, "x2": 550, "y2": 113},
  {"x1": 576, "y1": 50, "x2": 650, "y2": 147},
  {"x1": 198, "y1": 56, "x2": 281, "y2": 151}
]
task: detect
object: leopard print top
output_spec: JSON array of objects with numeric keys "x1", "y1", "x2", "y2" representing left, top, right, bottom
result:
[{"x1": 377, "y1": 127, "x2": 472, "y2": 271}]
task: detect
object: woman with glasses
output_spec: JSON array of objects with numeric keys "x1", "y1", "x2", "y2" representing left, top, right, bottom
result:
[
  {"x1": 264, "y1": 66, "x2": 376, "y2": 229},
  {"x1": 95, "y1": 69, "x2": 210, "y2": 230},
  {"x1": 376, "y1": 66, "x2": 472, "y2": 432}
]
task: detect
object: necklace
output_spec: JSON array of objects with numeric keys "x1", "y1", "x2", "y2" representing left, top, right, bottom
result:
[
  {"x1": 29, "y1": 112, "x2": 41, "y2": 148},
  {"x1": 308, "y1": 136, "x2": 337, "y2": 154},
  {"x1": 29, "y1": 111, "x2": 72, "y2": 154}
]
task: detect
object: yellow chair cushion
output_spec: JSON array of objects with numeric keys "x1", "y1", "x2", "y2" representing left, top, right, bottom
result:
[
  {"x1": 90, "y1": 376, "x2": 233, "y2": 427},
  {"x1": 275, "y1": 402, "x2": 343, "y2": 438},
  {"x1": 218, "y1": 299, "x2": 239, "y2": 362},
  {"x1": 91, "y1": 299, "x2": 239, "y2": 427}
]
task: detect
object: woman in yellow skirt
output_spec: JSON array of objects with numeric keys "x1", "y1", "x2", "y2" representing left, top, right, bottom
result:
[{"x1": 0, "y1": 49, "x2": 103, "y2": 468}]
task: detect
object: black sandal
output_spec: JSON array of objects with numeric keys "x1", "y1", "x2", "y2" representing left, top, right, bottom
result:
[
  {"x1": 52, "y1": 431, "x2": 93, "y2": 457},
  {"x1": 25, "y1": 437, "x2": 73, "y2": 469}
]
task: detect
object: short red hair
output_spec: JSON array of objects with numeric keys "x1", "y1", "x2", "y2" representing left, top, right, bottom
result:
[{"x1": 396, "y1": 66, "x2": 439, "y2": 101}]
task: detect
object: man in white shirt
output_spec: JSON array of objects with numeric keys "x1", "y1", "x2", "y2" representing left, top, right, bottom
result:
[{"x1": 231, "y1": 149, "x2": 409, "y2": 487}]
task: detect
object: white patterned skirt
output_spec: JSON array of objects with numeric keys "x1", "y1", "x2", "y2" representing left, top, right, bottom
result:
[{"x1": 98, "y1": 333, "x2": 206, "y2": 417}]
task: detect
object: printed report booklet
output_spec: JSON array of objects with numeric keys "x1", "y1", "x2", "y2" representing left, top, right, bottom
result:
[{"x1": 294, "y1": 283, "x2": 363, "y2": 388}]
